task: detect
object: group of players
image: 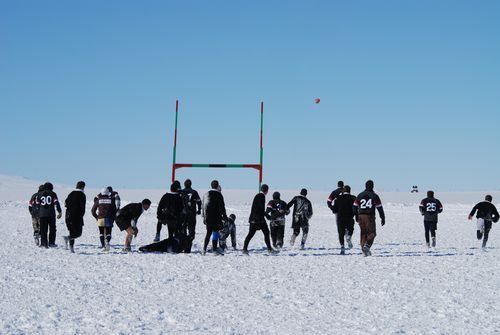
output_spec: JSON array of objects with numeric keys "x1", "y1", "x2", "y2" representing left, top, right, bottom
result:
[{"x1": 28, "y1": 178, "x2": 499, "y2": 255}]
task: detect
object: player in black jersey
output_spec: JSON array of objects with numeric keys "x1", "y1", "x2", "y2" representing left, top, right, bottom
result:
[
  {"x1": 468, "y1": 195, "x2": 499, "y2": 249},
  {"x1": 327, "y1": 180, "x2": 344, "y2": 211},
  {"x1": 332, "y1": 185, "x2": 356, "y2": 254},
  {"x1": 63, "y1": 181, "x2": 86, "y2": 253},
  {"x1": 419, "y1": 190, "x2": 443, "y2": 248},
  {"x1": 286, "y1": 189, "x2": 313, "y2": 250},
  {"x1": 266, "y1": 192, "x2": 289, "y2": 249},
  {"x1": 36, "y1": 182, "x2": 62, "y2": 248},
  {"x1": 353, "y1": 180, "x2": 385, "y2": 256}
]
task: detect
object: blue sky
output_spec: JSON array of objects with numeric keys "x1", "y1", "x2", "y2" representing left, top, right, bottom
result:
[{"x1": 1, "y1": 0, "x2": 499, "y2": 192}]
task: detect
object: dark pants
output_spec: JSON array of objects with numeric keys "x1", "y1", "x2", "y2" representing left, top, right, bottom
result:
[
  {"x1": 156, "y1": 220, "x2": 179, "y2": 239},
  {"x1": 39, "y1": 216, "x2": 56, "y2": 247},
  {"x1": 477, "y1": 220, "x2": 493, "y2": 247},
  {"x1": 270, "y1": 222, "x2": 285, "y2": 248},
  {"x1": 358, "y1": 214, "x2": 376, "y2": 248},
  {"x1": 293, "y1": 226, "x2": 309, "y2": 238},
  {"x1": 98, "y1": 226, "x2": 113, "y2": 247},
  {"x1": 182, "y1": 214, "x2": 197, "y2": 241},
  {"x1": 220, "y1": 223, "x2": 236, "y2": 249},
  {"x1": 243, "y1": 221, "x2": 272, "y2": 251},
  {"x1": 337, "y1": 217, "x2": 355, "y2": 246},
  {"x1": 66, "y1": 217, "x2": 83, "y2": 247},
  {"x1": 424, "y1": 220, "x2": 437, "y2": 244},
  {"x1": 203, "y1": 226, "x2": 220, "y2": 251}
]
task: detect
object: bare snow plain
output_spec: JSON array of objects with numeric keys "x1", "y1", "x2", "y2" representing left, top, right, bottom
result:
[{"x1": 0, "y1": 176, "x2": 499, "y2": 335}]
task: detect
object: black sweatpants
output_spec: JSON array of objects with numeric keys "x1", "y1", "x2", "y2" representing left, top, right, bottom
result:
[
  {"x1": 182, "y1": 214, "x2": 197, "y2": 241},
  {"x1": 66, "y1": 217, "x2": 83, "y2": 247},
  {"x1": 337, "y1": 217, "x2": 355, "y2": 246},
  {"x1": 39, "y1": 216, "x2": 56, "y2": 247},
  {"x1": 270, "y1": 223, "x2": 285, "y2": 248},
  {"x1": 477, "y1": 220, "x2": 493, "y2": 247},
  {"x1": 156, "y1": 220, "x2": 179, "y2": 239},
  {"x1": 424, "y1": 221, "x2": 437, "y2": 244},
  {"x1": 243, "y1": 221, "x2": 272, "y2": 251}
]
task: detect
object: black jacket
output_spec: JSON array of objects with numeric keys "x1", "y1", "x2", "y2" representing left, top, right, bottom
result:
[
  {"x1": 181, "y1": 187, "x2": 202, "y2": 215},
  {"x1": 65, "y1": 189, "x2": 86, "y2": 219},
  {"x1": 327, "y1": 187, "x2": 343, "y2": 210},
  {"x1": 157, "y1": 192, "x2": 184, "y2": 221},
  {"x1": 354, "y1": 189, "x2": 385, "y2": 220},
  {"x1": 332, "y1": 193, "x2": 357, "y2": 220},
  {"x1": 419, "y1": 197, "x2": 443, "y2": 222},
  {"x1": 117, "y1": 203, "x2": 144, "y2": 224},
  {"x1": 202, "y1": 190, "x2": 227, "y2": 228},
  {"x1": 36, "y1": 190, "x2": 62, "y2": 218},
  {"x1": 28, "y1": 192, "x2": 40, "y2": 218},
  {"x1": 249, "y1": 192, "x2": 270, "y2": 224},
  {"x1": 266, "y1": 199, "x2": 289, "y2": 222},
  {"x1": 286, "y1": 195, "x2": 313, "y2": 225},
  {"x1": 469, "y1": 201, "x2": 499, "y2": 222}
]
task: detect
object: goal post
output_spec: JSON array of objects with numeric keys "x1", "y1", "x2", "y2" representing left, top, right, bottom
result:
[{"x1": 171, "y1": 100, "x2": 264, "y2": 190}]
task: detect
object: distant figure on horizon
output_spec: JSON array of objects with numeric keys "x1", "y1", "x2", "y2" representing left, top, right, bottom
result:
[
  {"x1": 353, "y1": 180, "x2": 385, "y2": 256},
  {"x1": 468, "y1": 195, "x2": 499, "y2": 249},
  {"x1": 419, "y1": 190, "x2": 443, "y2": 248},
  {"x1": 286, "y1": 188, "x2": 313, "y2": 250}
]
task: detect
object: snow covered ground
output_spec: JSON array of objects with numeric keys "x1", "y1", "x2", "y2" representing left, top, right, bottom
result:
[{"x1": 0, "y1": 175, "x2": 499, "y2": 334}]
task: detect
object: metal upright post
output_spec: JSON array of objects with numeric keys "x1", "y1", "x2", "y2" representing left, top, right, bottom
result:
[{"x1": 172, "y1": 100, "x2": 179, "y2": 183}]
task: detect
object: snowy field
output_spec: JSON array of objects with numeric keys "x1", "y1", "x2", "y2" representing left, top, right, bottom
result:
[{"x1": 0, "y1": 175, "x2": 499, "y2": 334}]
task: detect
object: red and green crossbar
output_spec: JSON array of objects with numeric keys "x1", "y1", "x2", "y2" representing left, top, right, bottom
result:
[{"x1": 171, "y1": 100, "x2": 264, "y2": 190}]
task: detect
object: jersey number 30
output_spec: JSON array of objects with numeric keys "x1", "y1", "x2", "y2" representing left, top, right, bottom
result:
[{"x1": 40, "y1": 196, "x2": 52, "y2": 206}]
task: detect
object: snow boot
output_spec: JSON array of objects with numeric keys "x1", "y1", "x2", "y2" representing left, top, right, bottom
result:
[
  {"x1": 477, "y1": 230, "x2": 483, "y2": 240},
  {"x1": 346, "y1": 235, "x2": 353, "y2": 249},
  {"x1": 153, "y1": 233, "x2": 160, "y2": 242},
  {"x1": 34, "y1": 232, "x2": 40, "y2": 246},
  {"x1": 63, "y1": 236, "x2": 69, "y2": 250},
  {"x1": 340, "y1": 246, "x2": 345, "y2": 255},
  {"x1": 104, "y1": 241, "x2": 110, "y2": 252},
  {"x1": 242, "y1": 249, "x2": 249, "y2": 255},
  {"x1": 268, "y1": 248, "x2": 279, "y2": 255},
  {"x1": 426, "y1": 242, "x2": 430, "y2": 248},
  {"x1": 70, "y1": 244, "x2": 75, "y2": 253},
  {"x1": 431, "y1": 237, "x2": 436, "y2": 247},
  {"x1": 300, "y1": 234, "x2": 308, "y2": 250},
  {"x1": 290, "y1": 234, "x2": 297, "y2": 246},
  {"x1": 362, "y1": 245, "x2": 370, "y2": 257}
]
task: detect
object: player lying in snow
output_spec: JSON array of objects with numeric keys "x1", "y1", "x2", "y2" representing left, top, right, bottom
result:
[{"x1": 139, "y1": 232, "x2": 191, "y2": 253}]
